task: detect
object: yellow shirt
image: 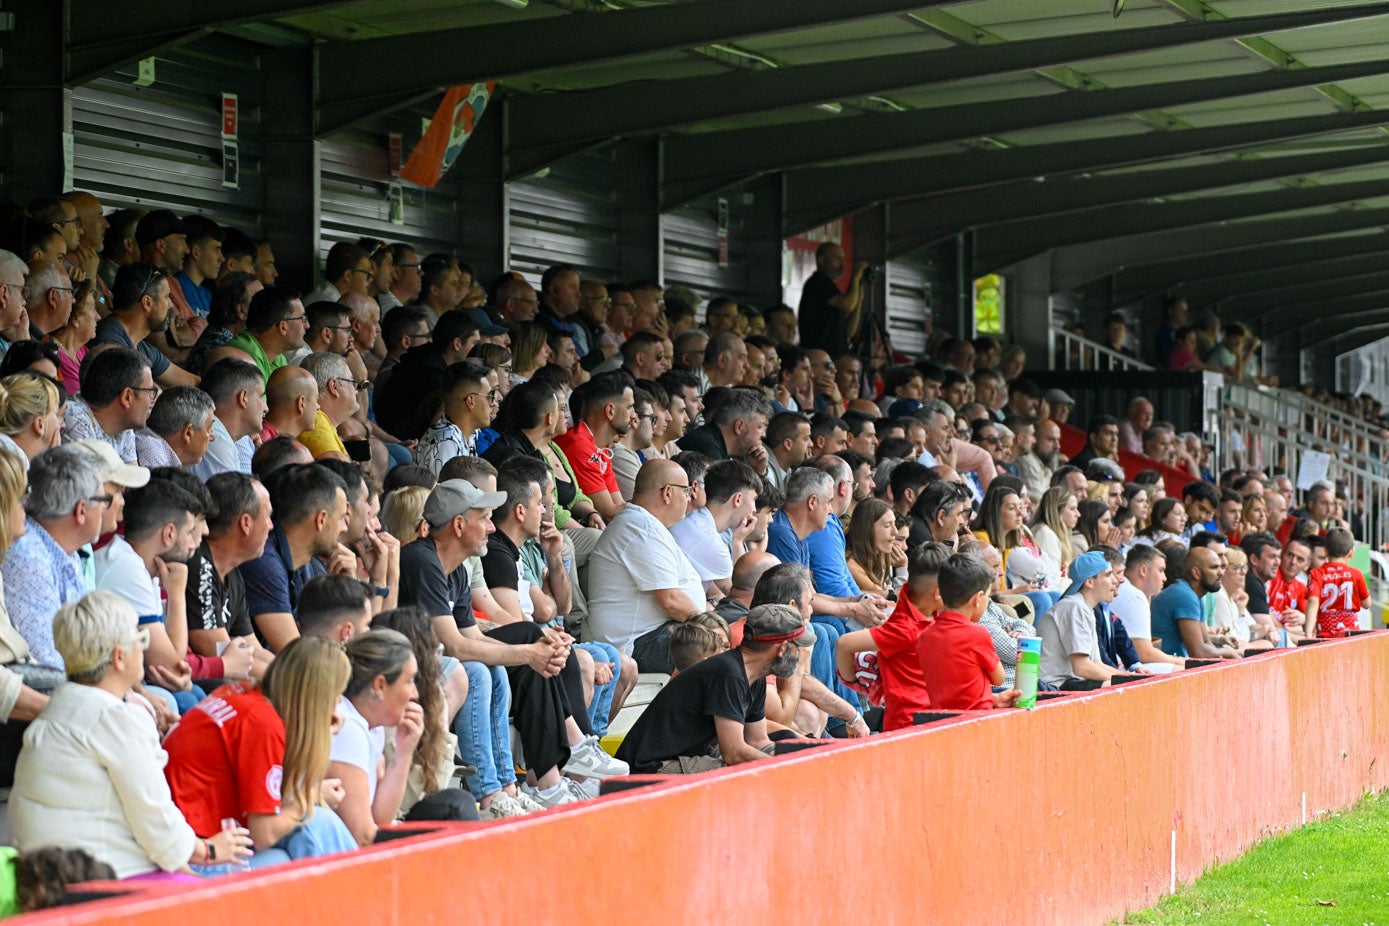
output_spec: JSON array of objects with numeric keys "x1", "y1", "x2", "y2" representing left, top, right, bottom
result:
[{"x1": 299, "y1": 409, "x2": 347, "y2": 459}]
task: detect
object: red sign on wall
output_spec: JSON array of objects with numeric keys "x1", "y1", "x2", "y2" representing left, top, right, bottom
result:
[{"x1": 221, "y1": 94, "x2": 239, "y2": 139}]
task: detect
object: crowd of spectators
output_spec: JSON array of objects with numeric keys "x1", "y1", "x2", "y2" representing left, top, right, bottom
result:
[{"x1": 0, "y1": 198, "x2": 1373, "y2": 903}]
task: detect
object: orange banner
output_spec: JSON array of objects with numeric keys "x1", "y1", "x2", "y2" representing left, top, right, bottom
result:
[{"x1": 399, "y1": 82, "x2": 497, "y2": 188}]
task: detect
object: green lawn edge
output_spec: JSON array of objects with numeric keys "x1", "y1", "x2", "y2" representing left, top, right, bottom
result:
[{"x1": 1115, "y1": 790, "x2": 1389, "y2": 925}]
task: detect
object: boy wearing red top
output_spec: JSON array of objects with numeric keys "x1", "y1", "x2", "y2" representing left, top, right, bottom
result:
[
  {"x1": 1304, "y1": 528, "x2": 1368, "y2": 638},
  {"x1": 835, "y1": 542, "x2": 951, "y2": 731},
  {"x1": 917, "y1": 551, "x2": 1019, "y2": 711}
]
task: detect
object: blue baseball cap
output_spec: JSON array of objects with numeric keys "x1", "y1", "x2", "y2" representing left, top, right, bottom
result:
[{"x1": 1063, "y1": 550, "x2": 1110, "y2": 598}]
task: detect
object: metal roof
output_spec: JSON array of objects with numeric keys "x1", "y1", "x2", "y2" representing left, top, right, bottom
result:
[{"x1": 69, "y1": 0, "x2": 1389, "y2": 346}]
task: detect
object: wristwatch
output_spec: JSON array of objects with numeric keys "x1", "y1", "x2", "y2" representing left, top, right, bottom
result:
[{"x1": 373, "y1": 585, "x2": 390, "y2": 598}]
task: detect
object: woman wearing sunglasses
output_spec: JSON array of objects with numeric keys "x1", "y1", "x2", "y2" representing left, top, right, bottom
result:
[{"x1": 8, "y1": 591, "x2": 253, "y2": 879}]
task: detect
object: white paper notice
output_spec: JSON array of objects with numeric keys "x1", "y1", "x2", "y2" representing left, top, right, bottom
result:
[{"x1": 1296, "y1": 450, "x2": 1331, "y2": 491}]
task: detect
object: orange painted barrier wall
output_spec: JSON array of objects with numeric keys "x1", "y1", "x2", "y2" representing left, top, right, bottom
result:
[{"x1": 23, "y1": 634, "x2": 1389, "y2": 926}]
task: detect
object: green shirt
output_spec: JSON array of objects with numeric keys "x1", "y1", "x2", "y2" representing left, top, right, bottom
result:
[{"x1": 226, "y1": 330, "x2": 286, "y2": 382}]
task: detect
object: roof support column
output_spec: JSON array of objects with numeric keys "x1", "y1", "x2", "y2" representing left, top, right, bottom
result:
[
  {"x1": 1, "y1": 0, "x2": 69, "y2": 202},
  {"x1": 743, "y1": 176, "x2": 788, "y2": 312},
  {"x1": 615, "y1": 139, "x2": 663, "y2": 283},
  {"x1": 455, "y1": 103, "x2": 508, "y2": 280},
  {"x1": 261, "y1": 48, "x2": 321, "y2": 294}
]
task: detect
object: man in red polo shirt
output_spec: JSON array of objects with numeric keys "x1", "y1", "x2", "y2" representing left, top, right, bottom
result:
[
  {"x1": 835, "y1": 542, "x2": 950, "y2": 731},
  {"x1": 1266, "y1": 536, "x2": 1311, "y2": 631},
  {"x1": 555, "y1": 371, "x2": 636, "y2": 521}
]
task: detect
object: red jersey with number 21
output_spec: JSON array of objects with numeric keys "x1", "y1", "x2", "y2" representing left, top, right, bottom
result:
[{"x1": 1307, "y1": 562, "x2": 1368, "y2": 638}]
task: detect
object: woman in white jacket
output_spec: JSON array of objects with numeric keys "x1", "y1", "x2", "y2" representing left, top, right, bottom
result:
[
  {"x1": 1030, "y1": 486, "x2": 1078, "y2": 591},
  {"x1": 9, "y1": 591, "x2": 253, "y2": 879}
]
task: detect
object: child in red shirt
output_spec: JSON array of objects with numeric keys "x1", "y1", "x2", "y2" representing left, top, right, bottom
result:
[
  {"x1": 835, "y1": 542, "x2": 951, "y2": 731},
  {"x1": 917, "y1": 551, "x2": 1009, "y2": 711},
  {"x1": 1304, "y1": 528, "x2": 1368, "y2": 639}
]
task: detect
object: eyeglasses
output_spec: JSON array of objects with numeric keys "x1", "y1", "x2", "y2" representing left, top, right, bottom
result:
[
  {"x1": 281, "y1": 314, "x2": 307, "y2": 324},
  {"x1": 56, "y1": 217, "x2": 82, "y2": 228},
  {"x1": 641, "y1": 414, "x2": 661, "y2": 424},
  {"x1": 978, "y1": 435, "x2": 1001, "y2": 445},
  {"x1": 396, "y1": 262, "x2": 421, "y2": 270},
  {"x1": 404, "y1": 332, "x2": 431, "y2": 343},
  {"x1": 335, "y1": 377, "x2": 370, "y2": 391},
  {"x1": 128, "y1": 385, "x2": 159, "y2": 398},
  {"x1": 583, "y1": 295, "x2": 612, "y2": 305},
  {"x1": 326, "y1": 324, "x2": 355, "y2": 332},
  {"x1": 0, "y1": 282, "x2": 23, "y2": 299},
  {"x1": 87, "y1": 493, "x2": 115, "y2": 507},
  {"x1": 662, "y1": 483, "x2": 695, "y2": 496},
  {"x1": 350, "y1": 267, "x2": 374, "y2": 279},
  {"x1": 465, "y1": 390, "x2": 500, "y2": 404}
]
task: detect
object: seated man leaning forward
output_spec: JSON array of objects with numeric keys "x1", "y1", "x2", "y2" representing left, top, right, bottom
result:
[{"x1": 616, "y1": 603, "x2": 809, "y2": 774}]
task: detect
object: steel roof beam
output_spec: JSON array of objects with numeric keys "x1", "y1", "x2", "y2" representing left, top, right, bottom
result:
[
  {"x1": 657, "y1": 59, "x2": 1389, "y2": 209},
  {"x1": 313, "y1": 0, "x2": 958, "y2": 135},
  {"x1": 784, "y1": 110, "x2": 1389, "y2": 234},
  {"x1": 66, "y1": 1, "x2": 355, "y2": 84},
  {"x1": 507, "y1": 4, "x2": 1389, "y2": 163},
  {"x1": 1286, "y1": 298, "x2": 1389, "y2": 340},
  {"x1": 1111, "y1": 233, "x2": 1389, "y2": 304},
  {"x1": 1223, "y1": 269, "x2": 1389, "y2": 319},
  {"x1": 971, "y1": 178, "x2": 1389, "y2": 273},
  {"x1": 1047, "y1": 208, "x2": 1389, "y2": 291},
  {"x1": 882, "y1": 144, "x2": 1389, "y2": 257}
]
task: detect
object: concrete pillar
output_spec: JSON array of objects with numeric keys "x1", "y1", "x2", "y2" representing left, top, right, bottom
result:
[{"x1": 999, "y1": 251, "x2": 1053, "y2": 368}]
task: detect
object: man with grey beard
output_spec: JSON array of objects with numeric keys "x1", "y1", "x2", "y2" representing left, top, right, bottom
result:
[{"x1": 615, "y1": 603, "x2": 811, "y2": 774}]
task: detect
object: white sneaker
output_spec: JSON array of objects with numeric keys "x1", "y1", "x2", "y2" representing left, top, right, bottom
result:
[
  {"x1": 562, "y1": 735, "x2": 629, "y2": 779},
  {"x1": 512, "y1": 789, "x2": 546, "y2": 814},
  {"x1": 480, "y1": 793, "x2": 531, "y2": 819},
  {"x1": 522, "y1": 781, "x2": 580, "y2": 809},
  {"x1": 566, "y1": 776, "x2": 600, "y2": 800}
]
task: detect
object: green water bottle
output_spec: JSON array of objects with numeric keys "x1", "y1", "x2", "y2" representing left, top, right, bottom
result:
[{"x1": 1015, "y1": 636, "x2": 1042, "y2": 710}]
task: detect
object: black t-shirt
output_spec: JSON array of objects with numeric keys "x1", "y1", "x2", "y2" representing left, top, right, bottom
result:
[
  {"x1": 1245, "y1": 570, "x2": 1270, "y2": 616},
  {"x1": 398, "y1": 536, "x2": 475, "y2": 629},
  {"x1": 186, "y1": 542, "x2": 254, "y2": 640},
  {"x1": 797, "y1": 271, "x2": 845, "y2": 353},
  {"x1": 906, "y1": 514, "x2": 934, "y2": 551},
  {"x1": 480, "y1": 530, "x2": 521, "y2": 593},
  {"x1": 615, "y1": 648, "x2": 767, "y2": 773}
]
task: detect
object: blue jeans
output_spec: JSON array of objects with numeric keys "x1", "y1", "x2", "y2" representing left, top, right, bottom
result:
[
  {"x1": 246, "y1": 806, "x2": 358, "y2": 869},
  {"x1": 1022, "y1": 590, "x2": 1060, "y2": 621},
  {"x1": 454, "y1": 660, "x2": 516, "y2": 800},
  {"x1": 575, "y1": 641, "x2": 619, "y2": 737},
  {"x1": 149, "y1": 683, "x2": 206, "y2": 715},
  {"x1": 809, "y1": 616, "x2": 860, "y2": 722},
  {"x1": 385, "y1": 443, "x2": 411, "y2": 470}
]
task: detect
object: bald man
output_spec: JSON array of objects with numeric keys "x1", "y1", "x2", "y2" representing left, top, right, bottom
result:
[
  {"x1": 586, "y1": 459, "x2": 710, "y2": 673},
  {"x1": 202, "y1": 345, "x2": 256, "y2": 370},
  {"x1": 261, "y1": 365, "x2": 319, "y2": 442},
  {"x1": 1149, "y1": 546, "x2": 1239, "y2": 660},
  {"x1": 713, "y1": 551, "x2": 780, "y2": 629}
]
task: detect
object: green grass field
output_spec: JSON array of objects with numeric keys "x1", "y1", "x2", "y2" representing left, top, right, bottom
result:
[{"x1": 1117, "y1": 791, "x2": 1389, "y2": 925}]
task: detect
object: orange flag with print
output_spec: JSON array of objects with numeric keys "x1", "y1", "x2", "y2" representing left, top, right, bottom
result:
[{"x1": 400, "y1": 81, "x2": 497, "y2": 188}]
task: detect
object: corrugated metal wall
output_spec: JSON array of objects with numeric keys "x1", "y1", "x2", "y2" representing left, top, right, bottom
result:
[
  {"x1": 886, "y1": 249, "x2": 934, "y2": 357},
  {"x1": 71, "y1": 36, "x2": 265, "y2": 233},
  {"x1": 319, "y1": 113, "x2": 463, "y2": 264},
  {"x1": 663, "y1": 194, "x2": 748, "y2": 303},
  {"x1": 507, "y1": 148, "x2": 620, "y2": 281}
]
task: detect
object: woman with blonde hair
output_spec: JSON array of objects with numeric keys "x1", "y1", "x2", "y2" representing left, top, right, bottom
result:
[
  {"x1": 163, "y1": 635, "x2": 357, "y2": 868},
  {"x1": 10, "y1": 591, "x2": 253, "y2": 879},
  {"x1": 845, "y1": 498, "x2": 904, "y2": 596},
  {"x1": 380, "y1": 485, "x2": 431, "y2": 542},
  {"x1": 509, "y1": 322, "x2": 553, "y2": 385},
  {"x1": 1030, "y1": 486, "x2": 1078, "y2": 588},
  {"x1": 329, "y1": 629, "x2": 425, "y2": 845},
  {"x1": 0, "y1": 373, "x2": 62, "y2": 463},
  {"x1": 1239, "y1": 494, "x2": 1269, "y2": 538}
]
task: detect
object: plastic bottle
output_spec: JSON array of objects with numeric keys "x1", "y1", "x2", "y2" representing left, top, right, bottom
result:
[{"x1": 1015, "y1": 636, "x2": 1042, "y2": 710}]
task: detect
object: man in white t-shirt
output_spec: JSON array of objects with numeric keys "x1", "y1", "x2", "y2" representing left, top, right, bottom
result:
[
  {"x1": 1036, "y1": 551, "x2": 1122, "y2": 691},
  {"x1": 669, "y1": 459, "x2": 761, "y2": 599},
  {"x1": 587, "y1": 459, "x2": 708, "y2": 673},
  {"x1": 1109, "y1": 544, "x2": 1184, "y2": 673},
  {"x1": 94, "y1": 476, "x2": 208, "y2": 700}
]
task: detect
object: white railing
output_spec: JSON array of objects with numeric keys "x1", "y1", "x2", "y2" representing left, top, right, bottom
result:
[{"x1": 1049, "y1": 329, "x2": 1153, "y2": 373}]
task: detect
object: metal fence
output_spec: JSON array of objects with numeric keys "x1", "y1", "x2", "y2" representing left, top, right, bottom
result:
[{"x1": 1051, "y1": 329, "x2": 1389, "y2": 627}]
